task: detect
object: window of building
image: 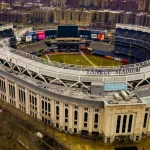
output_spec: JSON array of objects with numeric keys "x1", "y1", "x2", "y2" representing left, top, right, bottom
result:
[
  {"x1": 94, "y1": 114, "x2": 99, "y2": 123},
  {"x1": 136, "y1": 136, "x2": 139, "y2": 141},
  {"x1": 74, "y1": 110, "x2": 78, "y2": 120},
  {"x1": 56, "y1": 101, "x2": 59, "y2": 105},
  {"x1": 84, "y1": 123, "x2": 87, "y2": 127},
  {"x1": 56, "y1": 116, "x2": 59, "y2": 120},
  {"x1": 45, "y1": 101, "x2": 47, "y2": 111},
  {"x1": 94, "y1": 124, "x2": 98, "y2": 129},
  {"x1": 29, "y1": 94, "x2": 37, "y2": 112},
  {"x1": 145, "y1": 108, "x2": 149, "y2": 111},
  {"x1": 65, "y1": 104, "x2": 68, "y2": 107},
  {"x1": 143, "y1": 113, "x2": 148, "y2": 128},
  {"x1": 74, "y1": 128, "x2": 77, "y2": 133},
  {"x1": 65, "y1": 126, "x2": 68, "y2": 131},
  {"x1": 122, "y1": 115, "x2": 127, "y2": 133},
  {"x1": 84, "y1": 112, "x2": 88, "y2": 122},
  {"x1": 65, "y1": 108, "x2": 68, "y2": 118},
  {"x1": 18, "y1": 87, "x2": 26, "y2": 112},
  {"x1": 42, "y1": 117, "x2": 44, "y2": 122},
  {"x1": 107, "y1": 138, "x2": 110, "y2": 143},
  {"x1": 128, "y1": 115, "x2": 133, "y2": 132},
  {"x1": 74, "y1": 121, "x2": 77, "y2": 125},
  {"x1": 56, "y1": 123, "x2": 59, "y2": 128},
  {"x1": 85, "y1": 108, "x2": 88, "y2": 111},
  {"x1": 48, "y1": 103, "x2": 51, "y2": 112},
  {"x1": 74, "y1": 106, "x2": 78, "y2": 109},
  {"x1": 56, "y1": 106, "x2": 59, "y2": 115},
  {"x1": 116, "y1": 115, "x2": 121, "y2": 133},
  {"x1": 0, "y1": 79, "x2": 6, "y2": 93},
  {"x1": 41, "y1": 100, "x2": 51, "y2": 117},
  {"x1": 48, "y1": 120, "x2": 50, "y2": 125},
  {"x1": 9, "y1": 84, "x2": 15, "y2": 98},
  {"x1": 42, "y1": 100, "x2": 44, "y2": 109},
  {"x1": 95, "y1": 109, "x2": 99, "y2": 112}
]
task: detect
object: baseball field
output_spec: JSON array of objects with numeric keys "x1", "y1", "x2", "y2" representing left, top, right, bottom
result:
[{"x1": 43, "y1": 53, "x2": 122, "y2": 67}]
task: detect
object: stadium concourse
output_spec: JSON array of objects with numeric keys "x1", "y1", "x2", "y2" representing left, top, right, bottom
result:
[{"x1": 1, "y1": 24, "x2": 150, "y2": 144}]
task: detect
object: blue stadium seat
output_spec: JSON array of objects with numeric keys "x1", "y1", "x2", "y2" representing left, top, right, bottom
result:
[
  {"x1": 126, "y1": 30, "x2": 137, "y2": 38},
  {"x1": 125, "y1": 38, "x2": 135, "y2": 43},
  {"x1": 116, "y1": 28, "x2": 128, "y2": 37},
  {"x1": 142, "y1": 42, "x2": 150, "y2": 49},
  {"x1": 114, "y1": 45, "x2": 124, "y2": 53},
  {"x1": 121, "y1": 48, "x2": 129, "y2": 54},
  {"x1": 115, "y1": 36, "x2": 125, "y2": 42},
  {"x1": 135, "y1": 40, "x2": 143, "y2": 46},
  {"x1": 136, "y1": 52, "x2": 147, "y2": 61},
  {"x1": 135, "y1": 31, "x2": 145, "y2": 40},
  {"x1": 130, "y1": 48, "x2": 139, "y2": 56},
  {"x1": 142, "y1": 33, "x2": 150, "y2": 41}
]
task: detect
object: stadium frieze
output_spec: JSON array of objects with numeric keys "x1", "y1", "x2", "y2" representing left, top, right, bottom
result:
[{"x1": 87, "y1": 67, "x2": 140, "y2": 75}]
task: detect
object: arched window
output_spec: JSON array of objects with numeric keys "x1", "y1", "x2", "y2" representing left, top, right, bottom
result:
[
  {"x1": 94, "y1": 114, "x2": 99, "y2": 123},
  {"x1": 65, "y1": 108, "x2": 68, "y2": 118},
  {"x1": 84, "y1": 112, "x2": 88, "y2": 122},
  {"x1": 116, "y1": 115, "x2": 121, "y2": 133},
  {"x1": 122, "y1": 115, "x2": 127, "y2": 133},
  {"x1": 74, "y1": 110, "x2": 78, "y2": 120},
  {"x1": 56, "y1": 106, "x2": 59, "y2": 115},
  {"x1": 128, "y1": 115, "x2": 133, "y2": 132}
]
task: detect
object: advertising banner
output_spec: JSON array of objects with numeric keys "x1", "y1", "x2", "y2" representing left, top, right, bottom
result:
[
  {"x1": 32, "y1": 34, "x2": 38, "y2": 40},
  {"x1": 38, "y1": 32, "x2": 45, "y2": 40},
  {"x1": 26, "y1": 35, "x2": 32, "y2": 42},
  {"x1": 91, "y1": 34, "x2": 97, "y2": 39},
  {"x1": 98, "y1": 34, "x2": 105, "y2": 40},
  {"x1": 101, "y1": 35, "x2": 105, "y2": 40},
  {"x1": 98, "y1": 34, "x2": 102, "y2": 40},
  {"x1": 35, "y1": 31, "x2": 45, "y2": 40}
]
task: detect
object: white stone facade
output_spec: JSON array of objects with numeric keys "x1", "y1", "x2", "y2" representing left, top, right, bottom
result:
[{"x1": 0, "y1": 73, "x2": 149, "y2": 143}]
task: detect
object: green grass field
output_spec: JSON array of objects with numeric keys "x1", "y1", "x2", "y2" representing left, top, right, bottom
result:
[{"x1": 44, "y1": 53, "x2": 122, "y2": 67}]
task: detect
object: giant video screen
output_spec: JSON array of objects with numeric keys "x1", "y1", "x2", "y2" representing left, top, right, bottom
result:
[{"x1": 57, "y1": 26, "x2": 79, "y2": 38}]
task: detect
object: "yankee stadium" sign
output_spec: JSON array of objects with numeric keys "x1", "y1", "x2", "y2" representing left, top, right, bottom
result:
[{"x1": 87, "y1": 67, "x2": 140, "y2": 75}]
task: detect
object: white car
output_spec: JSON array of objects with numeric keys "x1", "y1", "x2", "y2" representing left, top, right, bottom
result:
[{"x1": 35, "y1": 132, "x2": 43, "y2": 139}]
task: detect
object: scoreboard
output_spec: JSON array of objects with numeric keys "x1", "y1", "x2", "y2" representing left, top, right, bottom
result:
[{"x1": 57, "y1": 25, "x2": 79, "y2": 38}]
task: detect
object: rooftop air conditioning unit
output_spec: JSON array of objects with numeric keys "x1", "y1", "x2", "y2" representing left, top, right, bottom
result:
[
  {"x1": 114, "y1": 93, "x2": 122, "y2": 101},
  {"x1": 120, "y1": 90, "x2": 129, "y2": 100}
]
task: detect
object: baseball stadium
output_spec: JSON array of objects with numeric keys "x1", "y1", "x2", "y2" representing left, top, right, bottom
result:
[{"x1": 0, "y1": 23, "x2": 150, "y2": 144}]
